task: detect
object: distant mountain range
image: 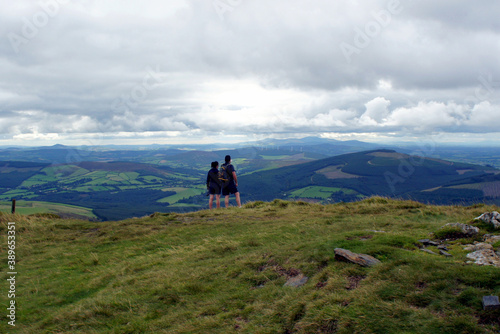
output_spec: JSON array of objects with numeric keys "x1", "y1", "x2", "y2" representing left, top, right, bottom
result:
[
  {"x1": 0, "y1": 138, "x2": 499, "y2": 220},
  {"x1": 1, "y1": 137, "x2": 499, "y2": 167},
  {"x1": 0, "y1": 137, "x2": 381, "y2": 164}
]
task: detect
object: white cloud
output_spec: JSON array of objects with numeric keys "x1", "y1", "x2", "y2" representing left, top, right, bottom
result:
[
  {"x1": 359, "y1": 97, "x2": 391, "y2": 126},
  {"x1": 0, "y1": 0, "x2": 499, "y2": 145},
  {"x1": 466, "y1": 101, "x2": 498, "y2": 129}
]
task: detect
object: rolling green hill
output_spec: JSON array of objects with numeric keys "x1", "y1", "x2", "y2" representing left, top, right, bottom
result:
[
  {"x1": 0, "y1": 148, "x2": 499, "y2": 221},
  {"x1": 1, "y1": 198, "x2": 499, "y2": 333},
  {"x1": 0, "y1": 161, "x2": 50, "y2": 190},
  {"x1": 0, "y1": 162, "x2": 201, "y2": 221},
  {"x1": 0, "y1": 149, "x2": 323, "y2": 220},
  {"x1": 240, "y1": 150, "x2": 499, "y2": 205}
]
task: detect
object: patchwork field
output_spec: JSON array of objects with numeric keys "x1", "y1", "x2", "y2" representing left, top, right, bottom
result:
[
  {"x1": 289, "y1": 186, "x2": 360, "y2": 200},
  {"x1": 0, "y1": 200, "x2": 97, "y2": 220}
]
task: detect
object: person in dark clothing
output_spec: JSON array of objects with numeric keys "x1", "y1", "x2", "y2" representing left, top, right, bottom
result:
[
  {"x1": 221, "y1": 155, "x2": 241, "y2": 208},
  {"x1": 206, "y1": 161, "x2": 221, "y2": 209}
]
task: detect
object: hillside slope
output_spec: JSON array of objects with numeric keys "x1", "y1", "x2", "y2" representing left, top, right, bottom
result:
[
  {"x1": 1, "y1": 198, "x2": 499, "y2": 333},
  {"x1": 240, "y1": 149, "x2": 499, "y2": 205}
]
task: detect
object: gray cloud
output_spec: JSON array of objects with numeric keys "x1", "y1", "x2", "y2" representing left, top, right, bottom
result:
[{"x1": 1, "y1": 0, "x2": 499, "y2": 145}]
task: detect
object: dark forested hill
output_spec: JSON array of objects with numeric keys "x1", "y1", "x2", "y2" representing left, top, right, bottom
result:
[
  {"x1": 239, "y1": 149, "x2": 499, "y2": 205},
  {"x1": 0, "y1": 161, "x2": 50, "y2": 189}
]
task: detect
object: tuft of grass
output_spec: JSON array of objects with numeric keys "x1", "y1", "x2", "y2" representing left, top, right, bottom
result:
[
  {"x1": 1, "y1": 199, "x2": 499, "y2": 333},
  {"x1": 28, "y1": 212, "x2": 61, "y2": 219},
  {"x1": 433, "y1": 226, "x2": 469, "y2": 240}
]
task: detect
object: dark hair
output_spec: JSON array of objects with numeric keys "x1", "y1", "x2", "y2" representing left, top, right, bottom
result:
[
  {"x1": 225, "y1": 155, "x2": 231, "y2": 163},
  {"x1": 211, "y1": 161, "x2": 219, "y2": 168}
]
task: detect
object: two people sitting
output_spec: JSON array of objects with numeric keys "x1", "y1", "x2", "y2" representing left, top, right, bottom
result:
[{"x1": 206, "y1": 155, "x2": 241, "y2": 209}]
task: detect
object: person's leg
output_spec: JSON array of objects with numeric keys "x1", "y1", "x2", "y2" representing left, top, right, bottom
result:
[
  {"x1": 216, "y1": 194, "x2": 220, "y2": 209},
  {"x1": 225, "y1": 195, "x2": 230, "y2": 208},
  {"x1": 209, "y1": 194, "x2": 214, "y2": 209},
  {"x1": 235, "y1": 192, "x2": 241, "y2": 208}
]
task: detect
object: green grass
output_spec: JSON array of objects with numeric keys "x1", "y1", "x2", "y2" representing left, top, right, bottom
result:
[
  {"x1": 158, "y1": 187, "x2": 204, "y2": 204},
  {"x1": 0, "y1": 201, "x2": 98, "y2": 220},
  {"x1": 1, "y1": 198, "x2": 499, "y2": 333},
  {"x1": 289, "y1": 186, "x2": 359, "y2": 199},
  {"x1": 260, "y1": 155, "x2": 291, "y2": 160},
  {"x1": 0, "y1": 189, "x2": 35, "y2": 199}
]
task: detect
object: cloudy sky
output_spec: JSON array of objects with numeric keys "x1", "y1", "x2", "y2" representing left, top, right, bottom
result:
[{"x1": 1, "y1": 0, "x2": 499, "y2": 147}]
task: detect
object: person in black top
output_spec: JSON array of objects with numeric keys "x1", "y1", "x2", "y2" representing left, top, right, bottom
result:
[
  {"x1": 206, "y1": 161, "x2": 221, "y2": 209},
  {"x1": 222, "y1": 155, "x2": 241, "y2": 208}
]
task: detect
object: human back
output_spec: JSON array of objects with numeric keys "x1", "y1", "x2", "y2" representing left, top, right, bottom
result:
[
  {"x1": 218, "y1": 162, "x2": 233, "y2": 188},
  {"x1": 221, "y1": 155, "x2": 241, "y2": 208},
  {"x1": 206, "y1": 161, "x2": 221, "y2": 209}
]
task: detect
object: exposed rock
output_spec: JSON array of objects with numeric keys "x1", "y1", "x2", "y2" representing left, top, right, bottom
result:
[
  {"x1": 443, "y1": 223, "x2": 479, "y2": 236},
  {"x1": 466, "y1": 249, "x2": 500, "y2": 267},
  {"x1": 483, "y1": 296, "x2": 500, "y2": 310},
  {"x1": 439, "y1": 250, "x2": 452, "y2": 257},
  {"x1": 464, "y1": 235, "x2": 500, "y2": 268},
  {"x1": 421, "y1": 248, "x2": 439, "y2": 255},
  {"x1": 418, "y1": 239, "x2": 440, "y2": 247},
  {"x1": 475, "y1": 211, "x2": 500, "y2": 229},
  {"x1": 464, "y1": 242, "x2": 494, "y2": 252},
  {"x1": 418, "y1": 239, "x2": 453, "y2": 257},
  {"x1": 334, "y1": 248, "x2": 381, "y2": 267},
  {"x1": 284, "y1": 273, "x2": 309, "y2": 288},
  {"x1": 483, "y1": 234, "x2": 500, "y2": 244}
]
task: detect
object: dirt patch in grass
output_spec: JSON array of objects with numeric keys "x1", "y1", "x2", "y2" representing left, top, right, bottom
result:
[
  {"x1": 345, "y1": 275, "x2": 366, "y2": 290},
  {"x1": 477, "y1": 309, "x2": 500, "y2": 327}
]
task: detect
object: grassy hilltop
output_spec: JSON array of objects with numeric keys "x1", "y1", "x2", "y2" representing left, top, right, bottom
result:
[{"x1": 1, "y1": 198, "x2": 500, "y2": 333}]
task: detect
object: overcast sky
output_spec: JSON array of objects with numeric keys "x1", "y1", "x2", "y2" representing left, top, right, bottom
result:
[{"x1": 1, "y1": 0, "x2": 499, "y2": 147}]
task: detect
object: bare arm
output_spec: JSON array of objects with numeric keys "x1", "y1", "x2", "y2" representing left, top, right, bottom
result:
[{"x1": 232, "y1": 171, "x2": 238, "y2": 186}]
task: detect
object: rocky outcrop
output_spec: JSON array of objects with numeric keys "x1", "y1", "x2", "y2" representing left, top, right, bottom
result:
[
  {"x1": 484, "y1": 234, "x2": 500, "y2": 244},
  {"x1": 442, "y1": 223, "x2": 479, "y2": 236},
  {"x1": 466, "y1": 249, "x2": 500, "y2": 267},
  {"x1": 418, "y1": 239, "x2": 453, "y2": 257},
  {"x1": 334, "y1": 248, "x2": 381, "y2": 267},
  {"x1": 475, "y1": 211, "x2": 500, "y2": 229},
  {"x1": 464, "y1": 242, "x2": 494, "y2": 252},
  {"x1": 464, "y1": 236, "x2": 500, "y2": 268}
]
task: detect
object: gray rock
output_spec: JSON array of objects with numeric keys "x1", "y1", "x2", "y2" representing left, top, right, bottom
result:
[
  {"x1": 419, "y1": 239, "x2": 440, "y2": 247},
  {"x1": 443, "y1": 223, "x2": 479, "y2": 236},
  {"x1": 484, "y1": 234, "x2": 500, "y2": 243},
  {"x1": 464, "y1": 242, "x2": 494, "y2": 252},
  {"x1": 284, "y1": 273, "x2": 309, "y2": 288},
  {"x1": 439, "y1": 250, "x2": 452, "y2": 257},
  {"x1": 421, "y1": 248, "x2": 439, "y2": 255},
  {"x1": 482, "y1": 296, "x2": 500, "y2": 310},
  {"x1": 334, "y1": 248, "x2": 381, "y2": 267},
  {"x1": 476, "y1": 212, "x2": 500, "y2": 229},
  {"x1": 466, "y1": 249, "x2": 500, "y2": 267}
]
